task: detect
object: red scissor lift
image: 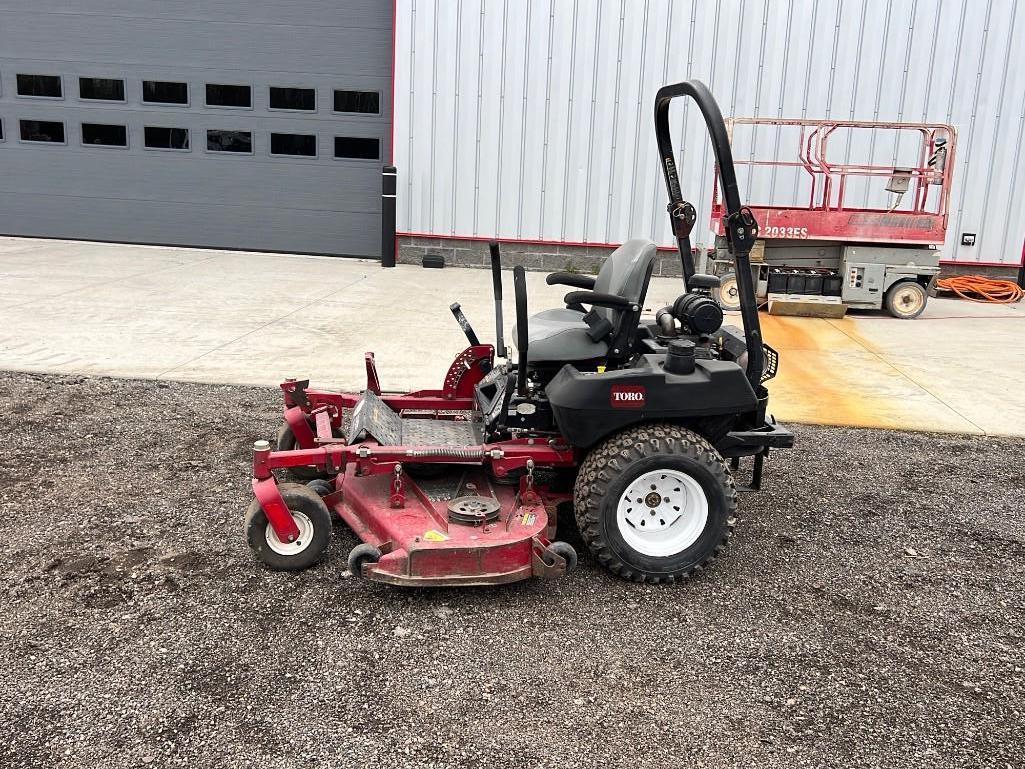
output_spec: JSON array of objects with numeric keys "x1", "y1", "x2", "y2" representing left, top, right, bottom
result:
[{"x1": 708, "y1": 118, "x2": 956, "y2": 318}]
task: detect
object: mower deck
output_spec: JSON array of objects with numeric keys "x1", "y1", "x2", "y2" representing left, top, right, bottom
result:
[{"x1": 326, "y1": 465, "x2": 561, "y2": 586}]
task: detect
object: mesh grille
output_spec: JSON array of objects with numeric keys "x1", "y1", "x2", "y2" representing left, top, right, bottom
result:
[{"x1": 761, "y1": 343, "x2": 779, "y2": 382}]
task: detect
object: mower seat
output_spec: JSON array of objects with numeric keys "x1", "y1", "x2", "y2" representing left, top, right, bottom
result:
[{"x1": 514, "y1": 238, "x2": 657, "y2": 363}]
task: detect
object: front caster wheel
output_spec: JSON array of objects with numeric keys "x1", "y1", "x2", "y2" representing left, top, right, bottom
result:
[
  {"x1": 574, "y1": 423, "x2": 737, "y2": 583},
  {"x1": 347, "y1": 543, "x2": 382, "y2": 577},
  {"x1": 245, "y1": 484, "x2": 332, "y2": 571},
  {"x1": 545, "y1": 541, "x2": 578, "y2": 571}
]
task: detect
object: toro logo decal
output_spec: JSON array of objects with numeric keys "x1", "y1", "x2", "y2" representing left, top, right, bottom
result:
[{"x1": 610, "y1": 385, "x2": 646, "y2": 409}]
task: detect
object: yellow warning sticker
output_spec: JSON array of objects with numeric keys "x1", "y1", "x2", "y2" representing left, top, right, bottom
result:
[{"x1": 423, "y1": 530, "x2": 450, "y2": 542}]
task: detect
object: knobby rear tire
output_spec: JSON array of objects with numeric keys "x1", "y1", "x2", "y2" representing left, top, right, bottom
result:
[{"x1": 573, "y1": 423, "x2": 737, "y2": 583}]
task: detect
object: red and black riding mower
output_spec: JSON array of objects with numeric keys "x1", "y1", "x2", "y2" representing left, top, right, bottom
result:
[{"x1": 244, "y1": 81, "x2": 793, "y2": 586}]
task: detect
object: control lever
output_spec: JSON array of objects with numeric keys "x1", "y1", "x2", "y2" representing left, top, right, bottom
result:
[
  {"x1": 489, "y1": 240, "x2": 506, "y2": 358},
  {"x1": 513, "y1": 266, "x2": 529, "y2": 397},
  {"x1": 449, "y1": 303, "x2": 481, "y2": 346}
]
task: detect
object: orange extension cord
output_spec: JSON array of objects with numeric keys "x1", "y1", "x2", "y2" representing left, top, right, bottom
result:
[{"x1": 936, "y1": 274, "x2": 1025, "y2": 303}]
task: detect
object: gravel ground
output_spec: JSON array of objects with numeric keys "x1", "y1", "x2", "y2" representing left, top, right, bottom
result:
[{"x1": 0, "y1": 371, "x2": 1022, "y2": 769}]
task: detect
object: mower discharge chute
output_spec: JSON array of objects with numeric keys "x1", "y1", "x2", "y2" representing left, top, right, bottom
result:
[{"x1": 243, "y1": 80, "x2": 794, "y2": 586}]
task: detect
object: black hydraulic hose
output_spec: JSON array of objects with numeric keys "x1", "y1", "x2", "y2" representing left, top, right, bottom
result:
[
  {"x1": 513, "y1": 265, "x2": 529, "y2": 396},
  {"x1": 489, "y1": 240, "x2": 506, "y2": 358},
  {"x1": 654, "y1": 79, "x2": 764, "y2": 389}
]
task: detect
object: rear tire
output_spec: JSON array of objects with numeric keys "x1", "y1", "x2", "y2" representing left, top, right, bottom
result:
[
  {"x1": 574, "y1": 423, "x2": 737, "y2": 583},
  {"x1": 245, "y1": 483, "x2": 332, "y2": 571},
  {"x1": 885, "y1": 281, "x2": 927, "y2": 319}
]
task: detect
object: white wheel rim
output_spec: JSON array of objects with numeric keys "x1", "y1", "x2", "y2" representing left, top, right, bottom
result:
[
  {"x1": 720, "y1": 277, "x2": 739, "y2": 306},
  {"x1": 893, "y1": 285, "x2": 924, "y2": 315},
  {"x1": 616, "y1": 469, "x2": 709, "y2": 557},
  {"x1": 265, "y1": 511, "x2": 314, "y2": 556}
]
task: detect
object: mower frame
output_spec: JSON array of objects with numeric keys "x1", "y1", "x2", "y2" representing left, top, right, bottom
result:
[{"x1": 246, "y1": 79, "x2": 792, "y2": 587}]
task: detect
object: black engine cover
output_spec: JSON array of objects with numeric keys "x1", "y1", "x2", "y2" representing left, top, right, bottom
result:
[{"x1": 545, "y1": 355, "x2": 758, "y2": 449}]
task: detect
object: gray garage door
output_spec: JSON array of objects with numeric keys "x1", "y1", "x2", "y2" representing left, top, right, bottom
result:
[{"x1": 0, "y1": 1, "x2": 392, "y2": 258}]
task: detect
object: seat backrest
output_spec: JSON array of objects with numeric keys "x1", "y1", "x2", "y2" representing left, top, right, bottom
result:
[
  {"x1": 591, "y1": 238, "x2": 657, "y2": 359},
  {"x1": 592, "y1": 238, "x2": 657, "y2": 323}
]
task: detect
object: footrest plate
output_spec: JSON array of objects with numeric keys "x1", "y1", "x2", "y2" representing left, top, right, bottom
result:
[{"x1": 347, "y1": 390, "x2": 484, "y2": 447}]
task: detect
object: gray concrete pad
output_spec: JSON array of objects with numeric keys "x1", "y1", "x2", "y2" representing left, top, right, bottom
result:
[{"x1": 0, "y1": 236, "x2": 1022, "y2": 436}]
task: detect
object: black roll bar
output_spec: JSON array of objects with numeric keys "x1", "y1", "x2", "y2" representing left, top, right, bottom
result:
[{"x1": 654, "y1": 80, "x2": 764, "y2": 388}]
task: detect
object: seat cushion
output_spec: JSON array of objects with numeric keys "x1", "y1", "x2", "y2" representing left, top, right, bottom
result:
[{"x1": 512, "y1": 308, "x2": 609, "y2": 363}]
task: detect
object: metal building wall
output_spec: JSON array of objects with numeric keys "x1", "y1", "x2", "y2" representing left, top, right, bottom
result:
[{"x1": 394, "y1": 0, "x2": 1025, "y2": 266}]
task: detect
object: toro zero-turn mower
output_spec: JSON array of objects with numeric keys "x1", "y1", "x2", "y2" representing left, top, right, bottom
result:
[{"x1": 243, "y1": 80, "x2": 793, "y2": 586}]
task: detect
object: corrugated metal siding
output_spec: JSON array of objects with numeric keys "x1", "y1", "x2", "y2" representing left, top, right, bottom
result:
[{"x1": 395, "y1": 0, "x2": 1025, "y2": 265}]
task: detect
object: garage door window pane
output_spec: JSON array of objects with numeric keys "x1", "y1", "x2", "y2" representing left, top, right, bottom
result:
[
  {"x1": 333, "y1": 90, "x2": 380, "y2": 114},
  {"x1": 270, "y1": 87, "x2": 315, "y2": 111},
  {"x1": 271, "y1": 133, "x2": 316, "y2": 157},
  {"x1": 206, "y1": 84, "x2": 251, "y2": 108},
  {"x1": 20, "y1": 120, "x2": 65, "y2": 143},
  {"x1": 145, "y1": 126, "x2": 190, "y2": 151},
  {"x1": 79, "y1": 78, "x2": 125, "y2": 101},
  {"x1": 143, "y1": 81, "x2": 188, "y2": 105},
  {"x1": 334, "y1": 136, "x2": 379, "y2": 160},
  {"x1": 82, "y1": 123, "x2": 127, "y2": 147},
  {"x1": 17, "y1": 74, "x2": 62, "y2": 98},
  {"x1": 207, "y1": 130, "x2": 252, "y2": 153}
]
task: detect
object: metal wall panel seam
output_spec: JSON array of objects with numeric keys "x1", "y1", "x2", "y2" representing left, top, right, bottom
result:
[
  {"x1": 745, "y1": 0, "x2": 771, "y2": 200},
  {"x1": 627, "y1": 0, "x2": 651, "y2": 244},
  {"x1": 405, "y1": 0, "x2": 417, "y2": 230},
  {"x1": 950, "y1": 0, "x2": 993, "y2": 262},
  {"x1": 791, "y1": 0, "x2": 821, "y2": 204},
  {"x1": 559, "y1": 0, "x2": 581, "y2": 241},
  {"x1": 538, "y1": 0, "x2": 556, "y2": 236},
  {"x1": 515, "y1": 0, "x2": 532, "y2": 238},
  {"x1": 896, "y1": 0, "x2": 916, "y2": 119},
  {"x1": 698, "y1": 0, "x2": 725, "y2": 231},
  {"x1": 861, "y1": 0, "x2": 894, "y2": 208},
  {"x1": 649, "y1": 0, "x2": 681, "y2": 240},
  {"x1": 841, "y1": 0, "x2": 870, "y2": 170},
  {"x1": 888, "y1": 0, "x2": 917, "y2": 166},
  {"x1": 493, "y1": 1, "x2": 510, "y2": 233},
  {"x1": 472, "y1": 2, "x2": 485, "y2": 235},
  {"x1": 940, "y1": 0, "x2": 968, "y2": 259},
  {"x1": 450, "y1": 0, "x2": 462, "y2": 234},
  {"x1": 728, "y1": 0, "x2": 747, "y2": 119},
  {"x1": 428, "y1": 0, "x2": 439, "y2": 228},
  {"x1": 603, "y1": 0, "x2": 627, "y2": 244},
  {"x1": 944, "y1": 0, "x2": 969, "y2": 126},
  {"x1": 919, "y1": 0, "x2": 944, "y2": 122},
  {"x1": 976, "y1": 0, "x2": 1016, "y2": 257},
  {"x1": 997, "y1": 75, "x2": 1025, "y2": 259},
  {"x1": 825, "y1": 0, "x2": 843, "y2": 118},
  {"x1": 582, "y1": 3, "x2": 604, "y2": 242},
  {"x1": 768, "y1": 0, "x2": 795, "y2": 203}
]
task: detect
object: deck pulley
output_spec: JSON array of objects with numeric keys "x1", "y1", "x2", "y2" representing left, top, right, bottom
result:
[{"x1": 447, "y1": 495, "x2": 501, "y2": 526}]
